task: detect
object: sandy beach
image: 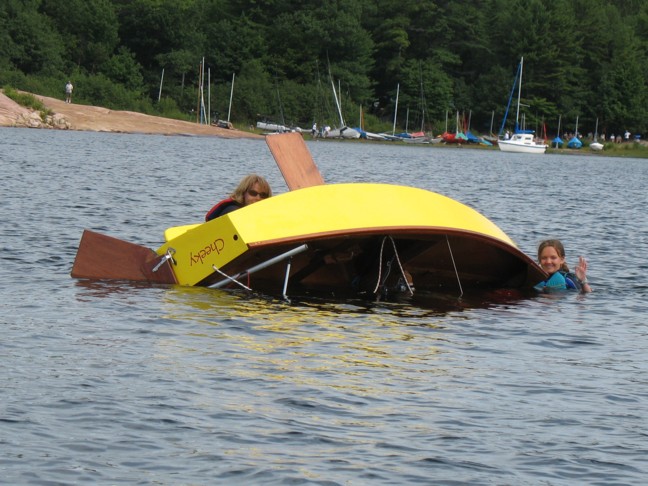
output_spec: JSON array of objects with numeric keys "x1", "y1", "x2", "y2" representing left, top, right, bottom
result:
[{"x1": 0, "y1": 91, "x2": 262, "y2": 139}]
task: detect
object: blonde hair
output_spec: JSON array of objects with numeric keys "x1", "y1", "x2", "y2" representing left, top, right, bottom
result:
[{"x1": 230, "y1": 174, "x2": 272, "y2": 205}]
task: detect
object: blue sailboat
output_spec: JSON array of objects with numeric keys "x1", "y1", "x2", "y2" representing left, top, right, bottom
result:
[{"x1": 567, "y1": 116, "x2": 582, "y2": 149}]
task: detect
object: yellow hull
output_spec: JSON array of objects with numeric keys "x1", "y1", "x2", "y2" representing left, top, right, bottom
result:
[
  {"x1": 71, "y1": 131, "x2": 546, "y2": 299},
  {"x1": 155, "y1": 183, "x2": 544, "y2": 294}
]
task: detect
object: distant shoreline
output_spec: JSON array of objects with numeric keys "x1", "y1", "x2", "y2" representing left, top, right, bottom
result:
[
  {"x1": 2, "y1": 91, "x2": 646, "y2": 157},
  {"x1": 0, "y1": 91, "x2": 263, "y2": 140}
]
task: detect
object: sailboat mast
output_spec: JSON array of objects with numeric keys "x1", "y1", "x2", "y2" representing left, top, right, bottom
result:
[
  {"x1": 392, "y1": 83, "x2": 400, "y2": 136},
  {"x1": 419, "y1": 63, "x2": 425, "y2": 132},
  {"x1": 227, "y1": 73, "x2": 235, "y2": 123},
  {"x1": 515, "y1": 57, "x2": 523, "y2": 130},
  {"x1": 499, "y1": 58, "x2": 522, "y2": 137},
  {"x1": 330, "y1": 77, "x2": 344, "y2": 127}
]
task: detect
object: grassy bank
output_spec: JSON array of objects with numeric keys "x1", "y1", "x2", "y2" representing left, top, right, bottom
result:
[
  {"x1": 548, "y1": 141, "x2": 648, "y2": 158},
  {"x1": 3, "y1": 86, "x2": 53, "y2": 121}
]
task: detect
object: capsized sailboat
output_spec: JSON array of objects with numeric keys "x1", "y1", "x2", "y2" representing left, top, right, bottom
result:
[{"x1": 71, "y1": 133, "x2": 546, "y2": 300}]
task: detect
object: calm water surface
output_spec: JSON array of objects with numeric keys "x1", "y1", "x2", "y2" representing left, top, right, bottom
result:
[{"x1": 1, "y1": 127, "x2": 647, "y2": 485}]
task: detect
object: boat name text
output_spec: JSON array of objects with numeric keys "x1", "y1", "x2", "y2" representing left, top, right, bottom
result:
[{"x1": 190, "y1": 238, "x2": 225, "y2": 266}]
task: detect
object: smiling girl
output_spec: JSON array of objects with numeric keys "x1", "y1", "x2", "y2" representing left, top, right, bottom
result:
[{"x1": 535, "y1": 239, "x2": 592, "y2": 293}]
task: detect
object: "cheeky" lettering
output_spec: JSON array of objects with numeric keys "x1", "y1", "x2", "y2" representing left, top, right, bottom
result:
[{"x1": 190, "y1": 238, "x2": 225, "y2": 266}]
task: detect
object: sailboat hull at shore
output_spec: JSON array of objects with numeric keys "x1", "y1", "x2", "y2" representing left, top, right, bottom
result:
[
  {"x1": 590, "y1": 142, "x2": 604, "y2": 151},
  {"x1": 326, "y1": 126, "x2": 360, "y2": 139},
  {"x1": 498, "y1": 133, "x2": 547, "y2": 154}
]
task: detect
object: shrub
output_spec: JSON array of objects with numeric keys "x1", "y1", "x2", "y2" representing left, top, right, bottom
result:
[{"x1": 2, "y1": 85, "x2": 53, "y2": 118}]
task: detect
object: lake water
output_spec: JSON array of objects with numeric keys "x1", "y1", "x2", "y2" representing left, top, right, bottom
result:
[{"x1": 1, "y1": 127, "x2": 647, "y2": 485}]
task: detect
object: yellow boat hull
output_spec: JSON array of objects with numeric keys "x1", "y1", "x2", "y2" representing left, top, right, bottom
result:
[
  {"x1": 71, "y1": 131, "x2": 547, "y2": 299},
  {"x1": 153, "y1": 183, "x2": 545, "y2": 294}
]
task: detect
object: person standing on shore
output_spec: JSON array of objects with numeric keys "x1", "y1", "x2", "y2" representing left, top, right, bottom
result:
[{"x1": 65, "y1": 81, "x2": 73, "y2": 103}]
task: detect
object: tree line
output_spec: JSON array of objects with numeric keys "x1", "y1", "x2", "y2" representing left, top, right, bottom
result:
[{"x1": 2, "y1": 0, "x2": 647, "y2": 137}]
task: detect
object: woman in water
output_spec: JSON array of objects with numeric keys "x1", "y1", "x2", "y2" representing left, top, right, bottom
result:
[
  {"x1": 535, "y1": 239, "x2": 592, "y2": 293},
  {"x1": 205, "y1": 174, "x2": 272, "y2": 221}
]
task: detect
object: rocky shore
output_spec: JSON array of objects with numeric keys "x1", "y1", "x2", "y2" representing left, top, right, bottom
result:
[{"x1": 0, "y1": 91, "x2": 262, "y2": 139}]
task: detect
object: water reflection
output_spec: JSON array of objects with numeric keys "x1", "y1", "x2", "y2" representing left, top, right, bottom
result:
[
  {"x1": 74, "y1": 272, "x2": 541, "y2": 324},
  {"x1": 133, "y1": 283, "x2": 551, "y2": 402},
  {"x1": 157, "y1": 282, "x2": 538, "y2": 321},
  {"x1": 153, "y1": 286, "x2": 455, "y2": 387}
]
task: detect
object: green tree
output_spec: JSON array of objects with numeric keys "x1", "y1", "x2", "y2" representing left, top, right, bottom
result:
[
  {"x1": 202, "y1": 1, "x2": 268, "y2": 80},
  {"x1": 102, "y1": 46, "x2": 144, "y2": 93},
  {"x1": 488, "y1": 0, "x2": 587, "y2": 134},
  {"x1": 229, "y1": 59, "x2": 274, "y2": 123},
  {"x1": 2, "y1": 0, "x2": 647, "y2": 133},
  {"x1": 600, "y1": 32, "x2": 647, "y2": 133},
  {"x1": 41, "y1": 0, "x2": 119, "y2": 73},
  {"x1": 2, "y1": 0, "x2": 66, "y2": 75},
  {"x1": 115, "y1": 0, "x2": 205, "y2": 79}
]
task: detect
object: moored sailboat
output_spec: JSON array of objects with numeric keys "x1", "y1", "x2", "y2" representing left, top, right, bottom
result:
[{"x1": 497, "y1": 57, "x2": 547, "y2": 154}]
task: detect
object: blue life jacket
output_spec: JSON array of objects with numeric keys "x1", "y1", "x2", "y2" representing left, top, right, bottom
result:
[{"x1": 535, "y1": 271, "x2": 581, "y2": 292}]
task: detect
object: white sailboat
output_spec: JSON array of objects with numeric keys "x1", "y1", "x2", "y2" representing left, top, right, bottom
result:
[
  {"x1": 590, "y1": 117, "x2": 604, "y2": 151},
  {"x1": 498, "y1": 57, "x2": 548, "y2": 154},
  {"x1": 326, "y1": 76, "x2": 360, "y2": 139}
]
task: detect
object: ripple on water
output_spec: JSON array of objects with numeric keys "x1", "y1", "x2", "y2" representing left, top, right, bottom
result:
[{"x1": 1, "y1": 129, "x2": 647, "y2": 484}]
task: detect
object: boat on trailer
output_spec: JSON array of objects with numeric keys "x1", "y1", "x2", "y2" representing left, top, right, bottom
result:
[{"x1": 71, "y1": 133, "x2": 546, "y2": 300}]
